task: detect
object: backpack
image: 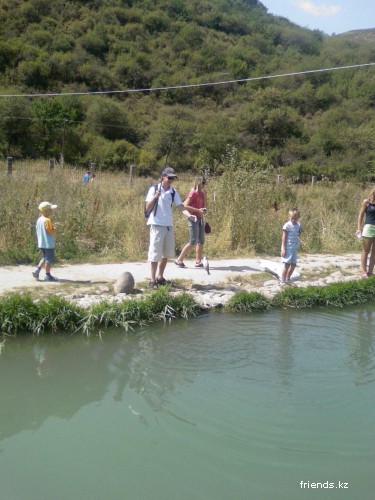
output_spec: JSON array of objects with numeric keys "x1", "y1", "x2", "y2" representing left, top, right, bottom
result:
[{"x1": 144, "y1": 184, "x2": 175, "y2": 219}]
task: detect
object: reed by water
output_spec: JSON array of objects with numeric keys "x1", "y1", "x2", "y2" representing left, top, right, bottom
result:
[
  {"x1": 227, "y1": 276, "x2": 375, "y2": 313},
  {"x1": 0, "y1": 160, "x2": 366, "y2": 265},
  {"x1": 0, "y1": 287, "x2": 200, "y2": 336},
  {"x1": 2, "y1": 278, "x2": 375, "y2": 336}
]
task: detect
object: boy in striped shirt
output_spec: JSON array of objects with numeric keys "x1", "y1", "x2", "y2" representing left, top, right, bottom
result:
[{"x1": 32, "y1": 201, "x2": 58, "y2": 281}]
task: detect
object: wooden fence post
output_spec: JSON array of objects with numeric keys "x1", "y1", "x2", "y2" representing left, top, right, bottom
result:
[
  {"x1": 129, "y1": 164, "x2": 135, "y2": 186},
  {"x1": 7, "y1": 157, "x2": 13, "y2": 175}
]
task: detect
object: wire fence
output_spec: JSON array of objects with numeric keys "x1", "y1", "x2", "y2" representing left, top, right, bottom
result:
[{"x1": 1, "y1": 158, "x2": 140, "y2": 188}]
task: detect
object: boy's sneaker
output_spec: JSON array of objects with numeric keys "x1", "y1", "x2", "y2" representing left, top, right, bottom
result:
[
  {"x1": 32, "y1": 269, "x2": 40, "y2": 279},
  {"x1": 44, "y1": 274, "x2": 58, "y2": 282},
  {"x1": 279, "y1": 280, "x2": 287, "y2": 286}
]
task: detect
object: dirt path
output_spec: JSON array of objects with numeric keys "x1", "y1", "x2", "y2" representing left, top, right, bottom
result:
[{"x1": 0, "y1": 253, "x2": 361, "y2": 296}]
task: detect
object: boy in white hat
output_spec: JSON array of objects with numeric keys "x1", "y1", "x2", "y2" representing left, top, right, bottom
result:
[{"x1": 32, "y1": 201, "x2": 58, "y2": 281}]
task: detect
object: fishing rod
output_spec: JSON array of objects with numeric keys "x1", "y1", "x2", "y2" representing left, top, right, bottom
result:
[
  {"x1": 154, "y1": 114, "x2": 182, "y2": 197},
  {"x1": 147, "y1": 114, "x2": 182, "y2": 213},
  {"x1": 163, "y1": 114, "x2": 181, "y2": 169}
]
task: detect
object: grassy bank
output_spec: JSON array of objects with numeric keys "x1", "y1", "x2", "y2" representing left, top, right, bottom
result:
[
  {"x1": 0, "y1": 160, "x2": 366, "y2": 265},
  {"x1": 226, "y1": 276, "x2": 375, "y2": 313},
  {"x1": 0, "y1": 287, "x2": 199, "y2": 336},
  {"x1": 1, "y1": 278, "x2": 375, "y2": 337}
]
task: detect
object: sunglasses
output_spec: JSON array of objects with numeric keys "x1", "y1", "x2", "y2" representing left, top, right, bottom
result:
[{"x1": 167, "y1": 176, "x2": 176, "y2": 180}]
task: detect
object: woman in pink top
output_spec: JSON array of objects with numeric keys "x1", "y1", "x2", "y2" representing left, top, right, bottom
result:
[{"x1": 175, "y1": 176, "x2": 207, "y2": 268}]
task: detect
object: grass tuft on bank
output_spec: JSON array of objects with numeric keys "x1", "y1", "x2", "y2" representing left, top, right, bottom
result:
[
  {"x1": 226, "y1": 276, "x2": 375, "y2": 313},
  {"x1": 2, "y1": 278, "x2": 375, "y2": 336},
  {"x1": 79, "y1": 287, "x2": 199, "y2": 334},
  {"x1": 273, "y1": 277, "x2": 375, "y2": 309},
  {"x1": 226, "y1": 291, "x2": 273, "y2": 313},
  {"x1": 0, "y1": 287, "x2": 200, "y2": 336}
]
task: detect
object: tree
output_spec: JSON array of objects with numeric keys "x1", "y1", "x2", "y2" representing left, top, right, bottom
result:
[
  {"x1": 31, "y1": 97, "x2": 83, "y2": 158},
  {"x1": 0, "y1": 97, "x2": 33, "y2": 157},
  {"x1": 85, "y1": 97, "x2": 138, "y2": 143}
]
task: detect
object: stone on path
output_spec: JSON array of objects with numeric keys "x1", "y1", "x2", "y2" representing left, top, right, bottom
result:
[{"x1": 113, "y1": 271, "x2": 135, "y2": 294}]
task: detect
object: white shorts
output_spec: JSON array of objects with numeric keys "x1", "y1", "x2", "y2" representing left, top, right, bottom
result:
[{"x1": 148, "y1": 225, "x2": 175, "y2": 262}]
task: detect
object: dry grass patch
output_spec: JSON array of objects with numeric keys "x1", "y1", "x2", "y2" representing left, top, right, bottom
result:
[{"x1": 0, "y1": 161, "x2": 370, "y2": 265}]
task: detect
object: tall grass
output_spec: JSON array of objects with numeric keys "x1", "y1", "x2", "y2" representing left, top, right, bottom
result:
[
  {"x1": 2, "y1": 279, "x2": 375, "y2": 335},
  {"x1": 0, "y1": 288, "x2": 200, "y2": 336},
  {"x1": 0, "y1": 160, "x2": 366, "y2": 265},
  {"x1": 0, "y1": 162, "x2": 150, "y2": 263},
  {"x1": 210, "y1": 169, "x2": 364, "y2": 256},
  {"x1": 226, "y1": 276, "x2": 375, "y2": 313}
]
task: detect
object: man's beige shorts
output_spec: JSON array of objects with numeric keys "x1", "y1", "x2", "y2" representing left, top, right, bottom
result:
[{"x1": 148, "y1": 225, "x2": 175, "y2": 262}]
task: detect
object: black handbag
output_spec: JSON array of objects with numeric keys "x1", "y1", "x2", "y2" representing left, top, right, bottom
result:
[{"x1": 204, "y1": 222, "x2": 211, "y2": 234}]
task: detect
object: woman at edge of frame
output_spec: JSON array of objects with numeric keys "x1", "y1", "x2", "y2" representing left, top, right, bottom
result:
[
  {"x1": 356, "y1": 186, "x2": 375, "y2": 277},
  {"x1": 175, "y1": 176, "x2": 207, "y2": 268}
]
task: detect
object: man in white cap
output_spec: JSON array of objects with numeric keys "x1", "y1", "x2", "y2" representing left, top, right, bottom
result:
[
  {"x1": 145, "y1": 167, "x2": 196, "y2": 288},
  {"x1": 32, "y1": 201, "x2": 58, "y2": 281}
]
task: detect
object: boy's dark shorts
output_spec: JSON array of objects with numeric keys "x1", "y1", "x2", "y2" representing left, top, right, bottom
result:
[{"x1": 40, "y1": 248, "x2": 55, "y2": 264}]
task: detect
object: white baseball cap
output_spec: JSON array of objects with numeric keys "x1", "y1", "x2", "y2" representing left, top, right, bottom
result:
[{"x1": 39, "y1": 201, "x2": 57, "y2": 212}]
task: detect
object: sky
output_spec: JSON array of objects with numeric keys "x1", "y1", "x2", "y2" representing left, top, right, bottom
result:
[{"x1": 261, "y1": 0, "x2": 375, "y2": 35}]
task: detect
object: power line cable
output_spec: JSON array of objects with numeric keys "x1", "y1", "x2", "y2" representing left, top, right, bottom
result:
[{"x1": 0, "y1": 63, "x2": 374, "y2": 98}]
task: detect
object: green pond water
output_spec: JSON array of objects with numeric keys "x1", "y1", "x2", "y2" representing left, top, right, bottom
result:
[{"x1": 1, "y1": 306, "x2": 375, "y2": 500}]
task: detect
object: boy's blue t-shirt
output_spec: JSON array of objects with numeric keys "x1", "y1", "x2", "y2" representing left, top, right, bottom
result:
[{"x1": 36, "y1": 215, "x2": 55, "y2": 249}]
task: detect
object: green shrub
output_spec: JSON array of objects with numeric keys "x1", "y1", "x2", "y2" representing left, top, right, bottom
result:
[
  {"x1": 226, "y1": 291, "x2": 273, "y2": 313},
  {"x1": 0, "y1": 294, "x2": 39, "y2": 335},
  {"x1": 0, "y1": 288, "x2": 200, "y2": 336},
  {"x1": 79, "y1": 287, "x2": 199, "y2": 334},
  {"x1": 82, "y1": 298, "x2": 155, "y2": 332},
  {"x1": 273, "y1": 277, "x2": 375, "y2": 309},
  {"x1": 34, "y1": 296, "x2": 84, "y2": 334},
  {"x1": 227, "y1": 277, "x2": 375, "y2": 314}
]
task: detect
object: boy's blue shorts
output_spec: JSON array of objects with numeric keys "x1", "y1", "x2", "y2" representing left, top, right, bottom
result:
[{"x1": 40, "y1": 248, "x2": 55, "y2": 264}]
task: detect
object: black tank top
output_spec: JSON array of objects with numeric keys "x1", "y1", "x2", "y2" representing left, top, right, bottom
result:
[{"x1": 365, "y1": 203, "x2": 375, "y2": 225}]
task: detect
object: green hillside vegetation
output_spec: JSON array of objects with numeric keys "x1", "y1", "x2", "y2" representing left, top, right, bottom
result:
[{"x1": 0, "y1": 0, "x2": 374, "y2": 180}]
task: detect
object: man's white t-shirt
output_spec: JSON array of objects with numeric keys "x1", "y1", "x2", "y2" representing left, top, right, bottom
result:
[{"x1": 146, "y1": 184, "x2": 182, "y2": 226}]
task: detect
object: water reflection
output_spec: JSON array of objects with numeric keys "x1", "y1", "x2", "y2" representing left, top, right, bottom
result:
[
  {"x1": 273, "y1": 310, "x2": 294, "y2": 387},
  {"x1": 1, "y1": 305, "x2": 375, "y2": 444},
  {"x1": 348, "y1": 309, "x2": 375, "y2": 386},
  {"x1": 0, "y1": 335, "x2": 116, "y2": 441}
]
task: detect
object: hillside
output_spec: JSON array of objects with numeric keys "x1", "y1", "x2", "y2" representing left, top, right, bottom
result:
[
  {"x1": 337, "y1": 28, "x2": 375, "y2": 42},
  {"x1": 0, "y1": 0, "x2": 374, "y2": 180}
]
